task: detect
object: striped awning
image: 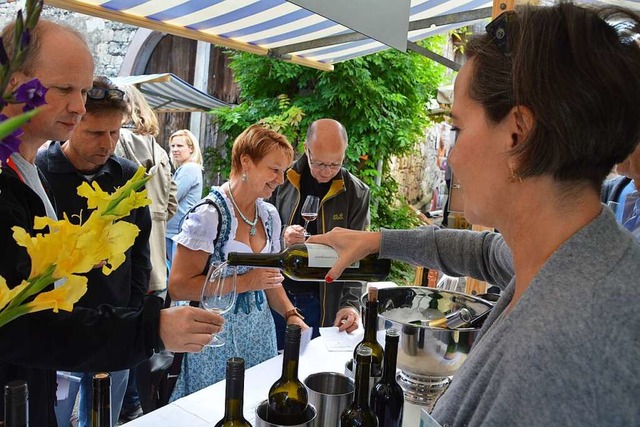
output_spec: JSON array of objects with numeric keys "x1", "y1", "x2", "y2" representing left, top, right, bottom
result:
[
  {"x1": 44, "y1": 0, "x2": 640, "y2": 71},
  {"x1": 44, "y1": 0, "x2": 495, "y2": 71},
  {"x1": 110, "y1": 73, "x2": 229, "y2": 112}
]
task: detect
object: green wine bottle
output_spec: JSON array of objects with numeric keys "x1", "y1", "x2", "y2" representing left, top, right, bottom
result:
[
  {"x1": 354, "y1": 287, "x2": 384, "y2": 377},
  {"x1": 341, "y1": 347, "x2": 379, "y2": 426},
  {"x1": 91, "y1": 373, "x2": 111, "y2": 427},
  {"x1": 370, "y1": 329, "x2": 404, "y2": 427},
  {"x1": 267, "y1": 325, "x2": 308, "y2": 424},
  {"x1": 215, "y1": 358, "x2": 252, "y2": 427},
  {"x1": 4, "y1": 380, "x2": 28, "y2": 427},
  {"x1": 227, "y1": 243, "x2": 390, "y2": 282}
]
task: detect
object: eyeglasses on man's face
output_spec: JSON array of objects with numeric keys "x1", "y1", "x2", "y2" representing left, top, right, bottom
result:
[
  {"x1": 307, "y1": 148, "x2": 343, "y2": 171},
  {"x1": 87, "y1": 87, "x2": 125, "y2": 100}
]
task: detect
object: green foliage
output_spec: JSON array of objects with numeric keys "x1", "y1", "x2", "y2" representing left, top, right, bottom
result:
[{"x1": 208, "y1": 37, "x2": 450, "y2": 284}]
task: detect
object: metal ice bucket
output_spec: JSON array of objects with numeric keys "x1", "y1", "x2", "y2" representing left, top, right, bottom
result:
[{"x1": 370, "y1": 287, "x2": 493, "y2": 378}]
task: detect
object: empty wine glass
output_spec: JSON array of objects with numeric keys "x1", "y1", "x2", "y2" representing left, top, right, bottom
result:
[
  {"x1": 301, "y1": 195, "x2": 320, "y2": 238},
  {"x1": 200, "y1": 262, "x2": 237, "y2": 347}
]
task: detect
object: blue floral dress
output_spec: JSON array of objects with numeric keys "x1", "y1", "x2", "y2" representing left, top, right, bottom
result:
[{"x1": 169, "y1": 187, "x2": 281, "y2": 400}]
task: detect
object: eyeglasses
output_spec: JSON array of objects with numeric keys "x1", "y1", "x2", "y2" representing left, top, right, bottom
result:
[
  {"x1": 485, "y1": 11, "x2": 515, "y2": 56},
  {"x1": 87, "y1": 87, "x2": 125, "y2": 100},
  {"x1": 307, "y1": 148, "x2": 343, "y2": 171}
]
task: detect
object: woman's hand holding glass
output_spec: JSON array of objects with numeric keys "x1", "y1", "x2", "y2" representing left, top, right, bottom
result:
[{"x1": 200, "y1": 262, "x2": 237, "y2": 347}]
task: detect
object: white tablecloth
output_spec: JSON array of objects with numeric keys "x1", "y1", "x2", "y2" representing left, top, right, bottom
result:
[{"x1": 127, "y1": 336, "x2": 424, "y2": 426}]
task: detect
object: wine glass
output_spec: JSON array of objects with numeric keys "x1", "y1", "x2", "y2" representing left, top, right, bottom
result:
[
  {"x1": 200, "y1": 262, "x2": 237, "y2": 347},
  {"x1": 301, "y1": 195, "x2": 320, "y2": 238}
]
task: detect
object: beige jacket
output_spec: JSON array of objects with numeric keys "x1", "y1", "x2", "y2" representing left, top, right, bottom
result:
[{"x1": 116, "y1": 129, "x2": 178, "y2": 291}]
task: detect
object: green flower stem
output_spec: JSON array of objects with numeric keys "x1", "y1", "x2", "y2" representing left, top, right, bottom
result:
[
  {"x1": 101, "y1": 176, "x2": 150, "y2": 216},
  {"x1": 0, "y1": 301, "x2": 50, "y2": 329},
  {"x1": 0, "y1": 108, "x2": 39, "y2": 140},
  {"x1": 4, "y1": 264, "x2": 55, "y2": 311}
]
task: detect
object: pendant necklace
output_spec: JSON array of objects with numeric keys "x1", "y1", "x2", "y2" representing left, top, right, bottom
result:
[{"x1": 227, "y1": 183, "x2": 259, "y2": 236}]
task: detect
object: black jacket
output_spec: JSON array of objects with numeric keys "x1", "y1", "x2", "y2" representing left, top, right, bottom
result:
[
  {"x1": 36, "y1": 142, "x2": 152, "y2": 309},
  {"x1": 0, "y1": 163, "x2": 162, "y2": 426}
]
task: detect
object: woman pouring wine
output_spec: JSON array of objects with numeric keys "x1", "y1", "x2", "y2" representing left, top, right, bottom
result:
[
  {"x1": 310, "y1": 3, "x2": 640, "y2": 425},
  {"x1": 168, "y1": 125, "x2": 308, "y2": 399}
]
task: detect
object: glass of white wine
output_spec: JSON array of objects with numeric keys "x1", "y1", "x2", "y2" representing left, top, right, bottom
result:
[
  {"x1": 301, "y1": 195, "x2": 320, "y2": 239},
  {"x1": 200, "y1": 262, "x2": 237, "y2": 347}
]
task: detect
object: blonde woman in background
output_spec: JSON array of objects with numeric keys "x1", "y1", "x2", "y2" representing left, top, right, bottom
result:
[
  {"x1": 166, "y1": 129, "x2": 203, "y2": 264},
  {"x1": 115, "y1": 84, "x2": 178, "y2": 421}
]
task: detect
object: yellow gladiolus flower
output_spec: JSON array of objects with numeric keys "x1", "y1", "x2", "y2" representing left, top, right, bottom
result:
[
  {"x1": 0, "y1": 277, "x2": 29, "y2": 311},
  {"x1": 28, "y1": 275, "x2": 88, "y2": 313}
]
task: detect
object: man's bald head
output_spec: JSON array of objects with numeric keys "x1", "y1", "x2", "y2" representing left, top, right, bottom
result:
[
  {"x1": 2, "y1": 20, "x2": 87, "y2": 78},
  {"x1": 305, "y1": 119, "x2": 348, "y2": 183}
]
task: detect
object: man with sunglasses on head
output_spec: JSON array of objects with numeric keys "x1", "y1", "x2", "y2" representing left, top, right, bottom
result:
[
  {"x1": 0, "y1": 20, "x2": 223, "y2": 426},
  {"x1": 35, "y1": 76, "x2": 151, "y2": 427},
  {"x1": 268, "y1": 118, "x2": 370, "y2": 347}
]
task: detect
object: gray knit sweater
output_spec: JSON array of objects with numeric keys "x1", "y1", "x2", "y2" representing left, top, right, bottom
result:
[{"x1": 380, "y1": 207, "x2": 640, "y2": 426}]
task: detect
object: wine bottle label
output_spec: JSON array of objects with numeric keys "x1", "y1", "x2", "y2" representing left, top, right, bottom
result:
[{"x1": 305, "y1": 243, "x2": 360, "y2": 269}]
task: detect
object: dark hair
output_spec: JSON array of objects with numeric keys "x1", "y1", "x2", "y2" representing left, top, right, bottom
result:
[
  {"x1": 466, "y1": 3, "x2": 640, "y2": 190},
  {"x1": 231, "y1": 125, "x2": 294, "y2": 177},
  {"x1": 1, "y1": 20, "x2": 86, "y2": 76},
  {"x1": 86, "y1": 76, "x2": 128, "y2": 117}
]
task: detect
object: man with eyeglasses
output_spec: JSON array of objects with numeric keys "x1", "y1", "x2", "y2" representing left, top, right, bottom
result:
[
  {"x1": 35, "y1": 75, "x2": 151, "y2": 426},
  {"x1": 602, "y1": 144, "x2": 640, "y2": 238},
  {"x1": 269, "y1": 118, "x2": 370, "y2": 347},
  {"x1": 0, "y1": 20, "x2": 222, "y2": 425}
]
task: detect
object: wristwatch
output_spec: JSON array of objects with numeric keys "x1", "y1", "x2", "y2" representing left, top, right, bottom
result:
[{"x1": 284, "y1": 307, "x2": 305, "y2": 322}]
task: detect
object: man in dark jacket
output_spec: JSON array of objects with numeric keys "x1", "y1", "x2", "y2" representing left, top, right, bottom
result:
[
  {"x1": 35, "y1": 76, "x2": 152, "y2": 426},
  {"x1": 0, "y1": 20, "x2": 223, "y2": 426},
  {"x1": 268, "y1": 119, "x2": 370, "y2": 347}
]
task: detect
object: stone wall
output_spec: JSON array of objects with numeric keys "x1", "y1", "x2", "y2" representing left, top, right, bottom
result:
[
  {"x1": 0, "y1": 1, "x2": 136, "y2": 77},
  {"x1": 389, "y1": 122, "x2": 452, "y2": 212}
]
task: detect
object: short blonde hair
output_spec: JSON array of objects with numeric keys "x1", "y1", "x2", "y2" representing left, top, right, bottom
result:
[
  {"x1": 121, "y1": 84, "x2": 159, "y2": 136},
  {"x1": 169, "y1": 129, "x2": 203, "y2": 168},
  {"x1": 231, "y1": 125, "x2": 294, "y2": 178}
]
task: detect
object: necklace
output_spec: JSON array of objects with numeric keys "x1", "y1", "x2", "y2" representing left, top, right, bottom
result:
[{"x1": 227, "y1": 184, "x2": 259, "y2": 236}]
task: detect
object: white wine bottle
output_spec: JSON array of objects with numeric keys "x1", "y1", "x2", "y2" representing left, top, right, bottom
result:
[
  {"x1": 341, "y1": 347, "x2": 379, "y2": 426},
  {"x1": 215, "y1": 358, "x2": 252, "y2": 427},
  {"x1": 370, "y1": 329, "x2": 404, "y2": 427},
  {"x1": 267, "y1": 324, "x2": 308, "y2": 424},
  {"x1": 354, "y1": 287, "x2": 384, "y2": 377},
  {"x1": 4, "y1": 380, "x2": 28, "y2": 427},
  {"x1": 91, "y1": 373, "x2": 111, "y2": 427},
  {"x1": 227, "y1": 243, "x2": 390, "y2": 282}
]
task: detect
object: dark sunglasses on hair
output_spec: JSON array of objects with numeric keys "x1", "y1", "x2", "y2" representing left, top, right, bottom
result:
[
  {"x1": 485, "y1": 11, "x2": 515, "y2": 56},
  {"x1": 87, "y1": 87, "x2": 125, "y2": 100}
]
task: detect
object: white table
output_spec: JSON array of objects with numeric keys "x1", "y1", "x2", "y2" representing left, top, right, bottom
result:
[{"x1": 128, "y1": 336, "x2": 424, "y2": 426}]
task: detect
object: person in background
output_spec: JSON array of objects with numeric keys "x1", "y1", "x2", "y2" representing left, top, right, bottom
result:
[
  {"x1": 115, "y1": 84, "x2": 178, "y2": 421},
  {"x1": 602, "y1": 144, "x2": 640, "y2": 237},
  {"x1": 310, "y1": 3, "x2": 640, "y2": 425},
  {"x1": 168, "y1": 124, "x2": 308, "y2": 399},
  {"x1": 36, "y1": 75, "x2": 150, "y2": 427},
  {"x1": 268, "y1": 119, "x2": 370, "y2": 347},
  {"x1": 166, "y1": 129, "x2": 203, "y2": 264},
  {"x1": 0, "y1": 20, "x2": 223, "y2": 425}
]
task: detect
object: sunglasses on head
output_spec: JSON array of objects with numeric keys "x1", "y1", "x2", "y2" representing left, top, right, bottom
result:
[
  {"x1": 485, "y1": 11, "x2": 515, "y2": 56},
  {"x1": 87, "y1": 87, "x2": 125, "y2": 100}
]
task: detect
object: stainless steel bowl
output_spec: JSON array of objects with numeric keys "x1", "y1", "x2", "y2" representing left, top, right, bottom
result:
[{"x1": 366, "y1": 287, "x2": 494, "y2": 378}]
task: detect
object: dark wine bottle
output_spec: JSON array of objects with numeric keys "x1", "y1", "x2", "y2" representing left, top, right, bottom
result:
[
  {"x1": 215, "y1": 358, "x2": 252, "y2": 427},
  {"x1": 4, "y1": 380, "x2": 28, "y2": 427},
  {"x1": 267, "y1": 325, "x2": 308, "y2": 424},
  {"x1": 341, "y1": 347, "x2": 379, "y2": 427},
  {"x1": 91, "y1": 373, "x2": 111, "y2": 427},
  {"x1": 370, "y1": 329, "x2": 404, "y2": 427},
  {"x1": 227, "y1": 243, "x2": 390, "y2": 282},
  {"x1": 354, "y1": 287, "x2": 384, "y2": 377}
]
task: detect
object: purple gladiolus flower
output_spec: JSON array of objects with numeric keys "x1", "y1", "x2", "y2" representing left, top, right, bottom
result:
[
  {"x1": 0, "y1": 114, "x2": 23, "y2": 166},
  {"x1": 13, "y1": 78, "x2": 48, "y2": 112},
  {"x1": 20, "y1": 30, "x2": 30, "y2": 50}
]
